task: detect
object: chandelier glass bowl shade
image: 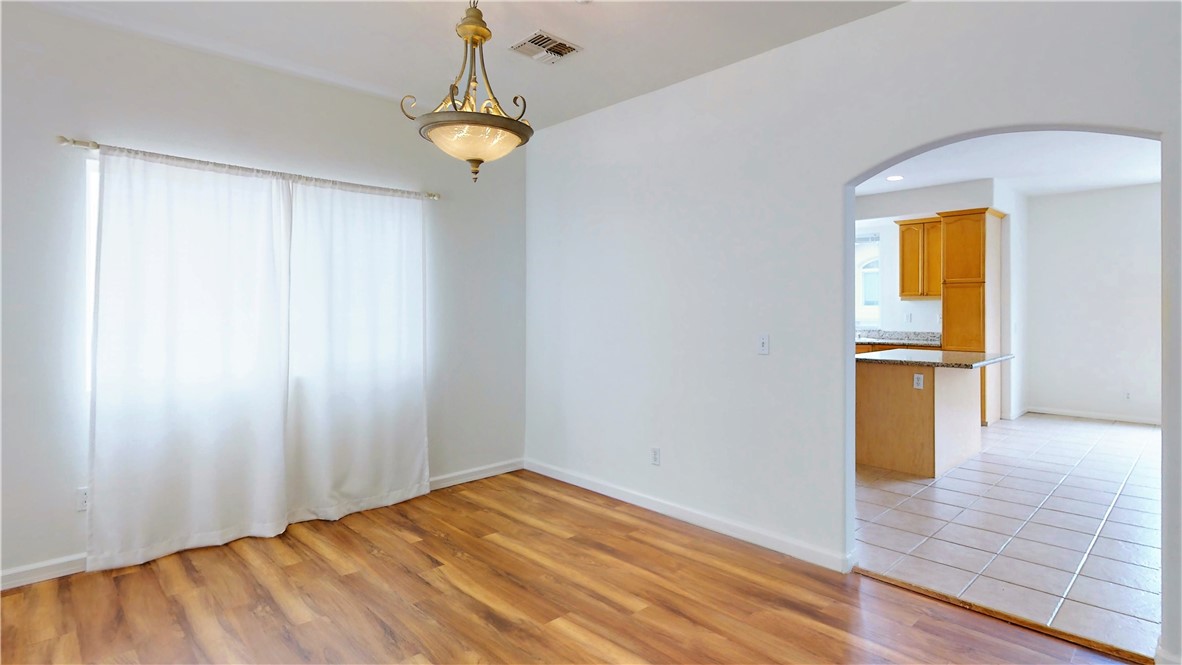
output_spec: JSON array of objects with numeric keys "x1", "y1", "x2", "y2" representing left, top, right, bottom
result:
[{"x1": 401, "y1": 2, "x2": 533, "y2": 182}]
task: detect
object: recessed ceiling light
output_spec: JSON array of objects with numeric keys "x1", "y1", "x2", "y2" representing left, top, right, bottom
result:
[{"x1": 886, "y1": 175, "x2": 904, "y2": 182}]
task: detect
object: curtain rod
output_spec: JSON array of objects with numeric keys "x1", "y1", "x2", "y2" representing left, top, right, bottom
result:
[{"x1": 56, "y1": 136, "x2": 441, "y2": 202}]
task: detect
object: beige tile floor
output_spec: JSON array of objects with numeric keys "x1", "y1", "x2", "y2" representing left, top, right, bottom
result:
[{"x1": 855, "y1": 413, "x2": 1162, "y2": 659}]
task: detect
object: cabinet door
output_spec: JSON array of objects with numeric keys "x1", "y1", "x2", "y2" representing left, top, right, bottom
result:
[
  {"x1": 942, "y1": 213, "x2": 985, "y2": 283},
  {"x1": 898, "y1": 223, "x2": 924, "y2": 297},
  {"x1": 942, "y1": 282, "x2": 985, "y2": 351},
  {"x1": 855, "y1": 344, "x2": 873, "y2": 354},
  {"x1": 923, "y1": 222, "x2": 943, "y2": 296}
]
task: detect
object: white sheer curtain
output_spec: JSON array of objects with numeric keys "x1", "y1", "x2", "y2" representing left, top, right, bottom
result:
[
  {"x1": 88, "y1": 148, "x2": 427, "y2": 570},
  {"x1": 285, "y1": 182, "x2": 427, "y2": 521}
]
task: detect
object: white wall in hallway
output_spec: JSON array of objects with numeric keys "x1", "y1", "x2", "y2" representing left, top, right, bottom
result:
[
  {"x1": 524, "y1": 2, "x2": 1179, "y2": 658},
  {"x1": 993, "y1": 181, "x2": 1029, "y2": 421},
  {"x1": 1026, "y1": 183, "x2": 1162, "y2": 424}
]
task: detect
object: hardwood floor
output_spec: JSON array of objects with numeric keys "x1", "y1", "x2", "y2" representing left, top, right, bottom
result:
[{"x1": 2, "y1": 471, "x2": 1125, "y2": 664}]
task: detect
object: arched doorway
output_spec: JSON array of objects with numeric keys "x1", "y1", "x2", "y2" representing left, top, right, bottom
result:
[{"x1": 846, "y1": 127, "x2": 1167, "y2": 661}]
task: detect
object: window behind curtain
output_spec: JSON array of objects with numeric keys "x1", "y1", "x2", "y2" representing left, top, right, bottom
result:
[{"x1": 87, "y1": 147, "x2": 428, "y2": 571}]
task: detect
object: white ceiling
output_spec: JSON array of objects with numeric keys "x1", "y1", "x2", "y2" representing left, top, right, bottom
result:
[
  {"x1": 856, "y1": 131, "x2": 1161, "y2": 197},
  {"x1": 38, "y1": 1, "x2": 898, "y2": 129}
]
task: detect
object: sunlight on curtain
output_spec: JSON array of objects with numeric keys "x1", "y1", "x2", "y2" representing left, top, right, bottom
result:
[
  {"x1": 88, "y1": 148, "x2": 427, "y2": 570},
  {"x1": 285, "y1": 183, "x2": 427, "y2": 521}
]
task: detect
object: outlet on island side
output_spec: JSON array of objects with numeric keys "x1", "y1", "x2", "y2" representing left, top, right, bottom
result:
[
  {"x1": 76, "y1": 487, "x2": 89, "y2": 512},
  {"x1": 913, "y1": 373, "x2": 924, "y2": 390},
  {"x1": 650, "y1": 447, "x2": 661, "y2": 466}
]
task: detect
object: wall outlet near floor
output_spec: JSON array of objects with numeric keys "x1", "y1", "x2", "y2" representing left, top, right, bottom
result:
[
  {"x1": 913, "y1": 373, "x2": 924, "y2": 389},
  {"x1": 1125, "y1": 392, "x2": 1131, "y2": 400},
  {"x1": 76, "y1": 487, "x2": 89, "y2": 512},
  {"x1": 757, "y1": 333, "x2": 770, "y2": 355},
  {"x1": 650, "y1": 447, "x2": 661, "y2": 466}
]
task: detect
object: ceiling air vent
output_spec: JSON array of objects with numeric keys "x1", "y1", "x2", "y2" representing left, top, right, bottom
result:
[{"x1": 510, "y1": 30, "x2": 582, "y2": 65}]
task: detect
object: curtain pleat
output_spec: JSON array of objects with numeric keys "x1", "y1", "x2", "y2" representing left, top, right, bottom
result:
[{"x1": 87, "y1": 148, "x2": 427, "y2": 570}]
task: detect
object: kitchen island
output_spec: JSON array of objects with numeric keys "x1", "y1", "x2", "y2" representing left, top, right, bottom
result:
[{"x1": 856, "y1": 349, "x2": 1013, "y2": 477}]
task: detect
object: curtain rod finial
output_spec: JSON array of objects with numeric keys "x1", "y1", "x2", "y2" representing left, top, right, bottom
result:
[{"x1": 58, "y1": 135, "x2": 100, "y2": 149}]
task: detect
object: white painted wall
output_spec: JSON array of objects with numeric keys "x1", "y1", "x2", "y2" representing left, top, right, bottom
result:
[
  {"x1": 1026, "y1": 184, "x2": 1162, "y2": 424},
  {"x1": 1, "y1": 6, "x2": 526, "y2": 574},
  {"x1": 994, "y1": 181, "x2": 1029, "y2": 420},
  {"x1": 854, "y1": 218, "x2": 941, "y2": 332},
  {"x1": 523, "y1": 1, "x2": 1180, "y2": 658},
  {"x1": 856, "y1": 179, "x2": 994, "y2": 220}
]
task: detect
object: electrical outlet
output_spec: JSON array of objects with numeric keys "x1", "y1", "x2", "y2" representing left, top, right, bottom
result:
[
  {"x1": 1125, "y1": 392, "x2": 1132, "y2": 400},
  {"x1": 757, "y1": 334, "x2": 770, "y2": 355},
  {"x1": 906, "y1": 312, "x2": 913, "y2": 323},
  {"x1": 913, "y1": 373, "x2": 924, "y2": 389},
  {"x1": 76, "y1": 487, "x2": 89, "y2": 512},
  {"x1": 650, "y1": 447, "x2": 661, "y2": 466}
]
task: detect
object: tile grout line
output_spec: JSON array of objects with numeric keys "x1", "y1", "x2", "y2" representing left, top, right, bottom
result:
[
  {"x1": 863, "y1": 423, "x2": 1156, "y2": 618},
  {"x1": 1046, "y1": 439, "x2": 1153, "y2": 626},
  {"x1": 857, "y1": 423, "x2": 1160, "y2": 585},
  {"x1": 947, "y1": 430, "x2": 1106, "y2": 607},
  {"x1": 865, "y1": 427, "x2": 1090, "y2": 588}
]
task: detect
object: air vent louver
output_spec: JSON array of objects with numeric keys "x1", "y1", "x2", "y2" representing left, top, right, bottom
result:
[{"x1": 510, "y1": 30, "x2": 582, "y2": 65}]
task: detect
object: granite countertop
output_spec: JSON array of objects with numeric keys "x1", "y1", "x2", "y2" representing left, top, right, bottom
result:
[
  {"x1": 855, "y1": 349, "x2": 1014, "y2": 369},
  {"x1": 855, "y1": 330, "x2": 942, "y2": 347}
]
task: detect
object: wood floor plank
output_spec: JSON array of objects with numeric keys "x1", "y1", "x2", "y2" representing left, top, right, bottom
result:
[
  {"x1": 2, "y1": 587, "x2": 29, "y2": 663},
  {"x1": 112, "y1": 569, "x2": 200, "y2": 664},
  {"x1": 149, "y1": 552, "x2": 201, "y2": 598},
  {"x1": 170, "y1": 587, "x2": 253, "y2": 663},
  {"x1": 225, "y1": 538, "x2": 318, "y2": 626},
  {"x1": 1, "y1": 470, "x2": 1126, "y2": 664},
  {"x1": 65, "y1": 572, "x2": 136, "y2": 663}
]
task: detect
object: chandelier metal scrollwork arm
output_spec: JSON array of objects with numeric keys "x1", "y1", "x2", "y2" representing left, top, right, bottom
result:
[
  {"x1": 448, "y1": 84, "x2": 462, "y2": 113},
  {"x1": 511, "y1": 95, "x2": 527, "y2": 122},
  {"x1": 400, "y1": 95, "x2": 418, "y2": 121}
]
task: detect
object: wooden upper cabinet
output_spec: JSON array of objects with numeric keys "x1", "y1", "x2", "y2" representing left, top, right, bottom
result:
[
  {"x1": 941, "y1": 282, "x2": 985, "y2": 351},
  {"x1": 938, "y1": 208, "x2": 1003, "y2": 283},
  {"x1": 896, "y1": 217, "x2": 941, "y2": 298},
  {"x1": 898, "y1": 222, "x2": 924, "y2": 297},
  {"x1": 923, "y1": 222, "x2": 943, "y2": 297}
]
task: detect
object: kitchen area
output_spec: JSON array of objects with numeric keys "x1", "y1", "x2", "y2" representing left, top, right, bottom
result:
[
  {"x1": 852, "y1": 135, "x2": 1165, "y2": 663},
  {"x1": 855, "y1": 208, "x2": 1013, "y2": 478}
]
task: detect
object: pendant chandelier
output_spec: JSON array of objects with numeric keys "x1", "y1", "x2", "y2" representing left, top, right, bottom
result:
[{"x1": 401, "y1": 1, "x2": 533, "y2": 182}]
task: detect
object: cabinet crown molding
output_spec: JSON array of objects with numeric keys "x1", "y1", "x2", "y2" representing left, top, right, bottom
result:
[{"x1": 936, "y1": 207, "x2": 1008, "y2": 219}]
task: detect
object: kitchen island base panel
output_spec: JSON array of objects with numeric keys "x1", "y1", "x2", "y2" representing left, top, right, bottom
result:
[
  {"x1": 856, "y1": 363, "x2": 982, "y2": 478},
  {"x1": 934, "y1": 366, "x2": 983, "y2": 473}
]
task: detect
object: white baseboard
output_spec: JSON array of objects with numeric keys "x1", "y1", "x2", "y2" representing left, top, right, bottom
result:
[
  {"x1": 430, "y1": 458, "x2": 524, "y2": 491},
  {"x1": 1, "y1": 553, "x2": 86, "y2": 591},
  {"x1": 1157, "y1": 642, "x2": 1181, "y2": 665},
  {"x1": 1026, "y1": 406, "x2": 1161, "y2": 426},
  {"x1": 524, "y1": 459, "x2": 851, "y2": 572},
  {"x1": 999, "y1": 408, "x2": 1029, "y2": 421}
]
